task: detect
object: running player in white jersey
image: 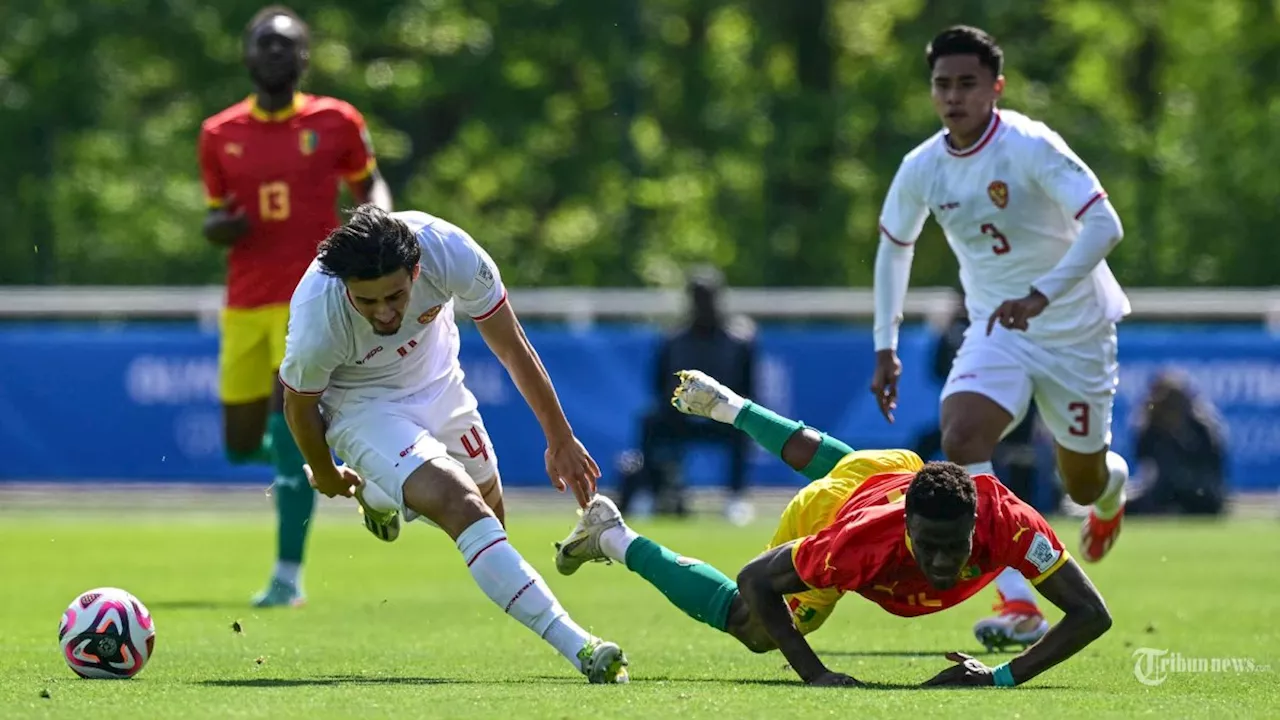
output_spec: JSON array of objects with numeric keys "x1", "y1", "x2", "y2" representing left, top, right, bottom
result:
[
  {"x1": 869, "y1": 26, "x2": 1130, "y2": 652},
  {"x1": 277, "y1": 204, "x2": 629, "y2": 684}
]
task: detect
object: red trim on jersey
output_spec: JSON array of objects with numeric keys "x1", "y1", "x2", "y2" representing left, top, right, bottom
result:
[
  {"x1": 472, "y1": 290, "x2": 509, "y2": 322},
  {"x1": 1073, "y1": 191, "x2": 1107, "y2": 220},
  {"x1": 278, "y1": 375, "x2": 325, "y2": 396},
  {"x1": 879, "y1": 224, "x2": 912, "y2": 247},
  {"x1": 945, "y1": 111, "x2": 1002, "y2": 158}
]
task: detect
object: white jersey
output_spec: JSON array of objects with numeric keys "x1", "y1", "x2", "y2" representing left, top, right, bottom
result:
[
  {"x1": 879, "y1": 109, "x2": 1129, "y2": 345},
  {"x1": 278, "y1": 210, "x2": 507, "y2": 415}
]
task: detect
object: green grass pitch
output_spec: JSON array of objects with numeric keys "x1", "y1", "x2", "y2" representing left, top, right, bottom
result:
[{"x1": 2, "y1": 493, "x2": 1278, "y2": 718}]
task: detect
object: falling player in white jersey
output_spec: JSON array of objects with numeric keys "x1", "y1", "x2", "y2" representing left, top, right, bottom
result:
[
  {"x1": 869, "y1": 26, "x2": 1130, "y2": 652},
  {"x1": 277, "y1": 204, "x2": 629, "y2": 684}
]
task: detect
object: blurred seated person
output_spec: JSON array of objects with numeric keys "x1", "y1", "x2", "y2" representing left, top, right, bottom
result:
[
  {"x1": 1128, "y1": 370, "x2": 1227, "y2": 516},
  {"x1": 618, "y1": 267, "x2": 758, "y2": 524}
]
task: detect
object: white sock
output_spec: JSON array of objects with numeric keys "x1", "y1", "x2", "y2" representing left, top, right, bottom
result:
[
  {"x1": 456, "y1": 517, "x2": 594, "y2": 670},
  {"x1": 1093, "y1": 451, "x2": 1128, "y2": 520},
  {"x1": 963, "y1": 461, "x2": 995, "y2": 477},
  {"x1": 711, "y1": 392, "x2": 747, "y2": 424},
  {"x1": 994, "y1": 567, "x2": 1038, "y2": 607},
  {"x1": 273, "y1": 561, "x2": 301, "y2": 588},
  {"x1": 599, "y1": 525, "x2": 641, "y2": 564}
]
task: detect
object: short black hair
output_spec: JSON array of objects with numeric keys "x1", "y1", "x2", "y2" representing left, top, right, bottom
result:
[
  {"x1": 316, "y1": 205, "x2": 421, "y2": 282},
  {"x1": 905, "y1": 462, "x2": 978, "y2": 521},
  {"x1": 926, "y1": 25, "x2": 1003, "y2": 78},
  {"x1": 244, "y1": 5, "x2": 310, "y2": 45}
]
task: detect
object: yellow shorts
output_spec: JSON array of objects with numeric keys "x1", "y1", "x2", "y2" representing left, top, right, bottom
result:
[
  {"x1": 219, "y1": 304, "x2": 290, "y2": 404},
  {"x1": 768, "y1": 448, "x2": 924, "y2": 635}
]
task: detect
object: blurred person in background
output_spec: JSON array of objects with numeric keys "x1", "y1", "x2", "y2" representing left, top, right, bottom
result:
[
  {"x1": 197, "y1": 4, "x2": 393, "y2": 608},
  {"x1": 620, "y1": 267, "x2": 759, "y2": 525},
  {"x1": 1127, "y1": 371, "x2": 1227, "y2": 516}
]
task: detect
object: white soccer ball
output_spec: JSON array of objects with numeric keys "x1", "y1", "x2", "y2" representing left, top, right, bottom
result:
[{"x1": 58, "y1": 587, "x2": 156, "y2": 679}]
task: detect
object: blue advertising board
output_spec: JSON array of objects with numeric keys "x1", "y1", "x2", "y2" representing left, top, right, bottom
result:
[{"x1": 1, "y1": 322, "x2": 1277, "y2": 491}]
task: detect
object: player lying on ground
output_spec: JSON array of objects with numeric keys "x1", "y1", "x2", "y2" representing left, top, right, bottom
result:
[
  {"x1": 555, "y1": 371, "x2": 1112, "y2": 687},
  {"x1": 278, "y1": 204, "x2": 628, "y2": 683}
]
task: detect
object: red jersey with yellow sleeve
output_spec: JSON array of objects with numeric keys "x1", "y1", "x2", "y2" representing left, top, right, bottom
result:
[
  {"x1": 198, "y1": 93, "x2": 377, "y2": 309},
  {"x1": 790, "y1": 471, "x2": 1069, "y2": 618}
]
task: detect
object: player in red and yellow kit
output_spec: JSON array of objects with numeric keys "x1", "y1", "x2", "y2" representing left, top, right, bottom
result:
[
  {"x1": 555, "y1": 370, "x2": 1112, "y2": 687},
  {"x1": 198, "y1": 5, "x2": 393, "y2": 608}
]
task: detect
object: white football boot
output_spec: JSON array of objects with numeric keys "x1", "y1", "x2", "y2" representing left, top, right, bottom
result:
[
  {"x1": 554, "y1": 494, "x2": 624, "y2": 576},
  {"x1": 973, "y1": 597, "x2": 1049, "y2": 651},
  {"x1": 670, "y1": 369, "x2": 743, "y2": 423},
  {"x1": 577, "y1": 638, "x2": 630, "y2": 684}
]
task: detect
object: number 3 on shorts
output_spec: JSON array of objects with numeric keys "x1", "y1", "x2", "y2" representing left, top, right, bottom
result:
[{"x1": 1068, "y1": 402, "x2": 1090, "y2": 437}]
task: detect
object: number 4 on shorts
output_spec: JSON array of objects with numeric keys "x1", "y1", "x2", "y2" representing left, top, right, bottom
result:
[{"x1": 461, "y1": 427, "x2": 489, "y2": 461}]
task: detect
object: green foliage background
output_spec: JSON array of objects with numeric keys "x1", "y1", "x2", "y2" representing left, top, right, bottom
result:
[{"x1": 3, "y1": 0, "x2": 1278, "y2": 288}]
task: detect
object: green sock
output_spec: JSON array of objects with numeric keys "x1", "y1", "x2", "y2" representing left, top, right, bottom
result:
[
  {"x1": 623, "y1": 537, "x2": 738, "y2": 632},
  {"x1": 268, "y1": 412, "x2": 314, "y2": 565},
  {"x1": 733, "y1": 400, "x2": 855, "y2": 480},
  {"x1": 226, "y1": 435, "x2": 272, "y2": 465}
]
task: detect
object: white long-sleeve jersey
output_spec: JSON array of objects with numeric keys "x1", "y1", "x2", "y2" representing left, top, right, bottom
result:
[{"x1": 873, "y1": 109, "x2": 1129, "y2": 350}]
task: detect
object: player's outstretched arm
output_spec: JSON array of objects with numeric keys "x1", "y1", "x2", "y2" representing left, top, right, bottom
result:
[
  {"x1": 925, "y1": 558, "x2": 1110, "y2": 688},
  {"x1": 475, "y1": 301, "x2": 599, "y2": 507},
  {"x1": 1007, "y1": 559, "x2": 1112, "y2": 683},
  {"x1": 737, "y1": 543, "x2": 859, "y2": 687},
  {"x1": 281, "y1": 388, "x2": 361, "y2": 498}
]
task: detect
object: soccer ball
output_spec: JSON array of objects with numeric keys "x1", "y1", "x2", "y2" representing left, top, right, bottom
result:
[{"x1": 58, "y1": 587, "x2": 155, "y2": 679}]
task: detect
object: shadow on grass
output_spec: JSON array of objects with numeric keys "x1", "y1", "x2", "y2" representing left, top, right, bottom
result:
[
  {"x1": 197, "y1": 675, "x2": 582, "y2": 688},
  {"x1": 575, "y1": 676, "x2": 1068, "y2": 690}
]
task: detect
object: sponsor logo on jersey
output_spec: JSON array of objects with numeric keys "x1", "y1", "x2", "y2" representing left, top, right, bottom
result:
[
  {"x1": 356, "y1": 346, "x2": 384, "y2": 365},
  {"x1": 476, "y1": 262, "x2": 495, "y2": 289},
  {"x1": 299, "y1": 129, "x2": 318, "y2": 156},
  {"x1": 224, "y1": 142, "x2": 243, "y2": 157},
  {"x1": 987, "y1": 180, "x2": 1009, "y2": 209},
  {"x1": 418, "y1": 305, "x2": 442, "y2": 324}
]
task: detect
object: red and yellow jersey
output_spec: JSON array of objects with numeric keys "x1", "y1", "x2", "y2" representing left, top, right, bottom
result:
[
  {"x1": 198, "y1": 93, "x2": 376, "y2": 308},
  {"x1": 791, "y1": 470, "x2": 1069, "y2": 618}
]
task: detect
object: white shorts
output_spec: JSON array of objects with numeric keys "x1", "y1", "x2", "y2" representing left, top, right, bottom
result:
[
  {"x1": 324, "y1": 379, "x2": 499, "y2": 521},
  {"x1": 940, "y1": 324, "x2": 1119, "y2": 453}
]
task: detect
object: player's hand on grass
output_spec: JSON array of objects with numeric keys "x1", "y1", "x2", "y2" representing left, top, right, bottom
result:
[
  {"x1": 986, "y1": 290, "x2": 1049, "y2": 335},
  {"x1": 807, "y1": 670, "x2": 861, "y2": 687},
  {"x1": 303, "y1": 463, "x2": 363, "y2": 499},
  {"x1": 870, "y1": 349, "x2": 902, "y2": 423},
  {"x1": 544, "y1": 435, "x2": 600, "y2": 508},
  {"x1": 920, "y1": 652, "x2": 996, "y2": 687}
]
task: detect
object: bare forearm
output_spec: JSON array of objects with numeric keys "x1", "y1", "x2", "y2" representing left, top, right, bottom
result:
[
  {"x1": 1008, "y1": 609, "x2": 1111, "y2": 684},
  {"x1": 737, "y1": 548, "x2": 831, "y2": 683},
  {"x1": 283, "y1": 400, "x2": 340, "y2": 477},
  {"x1": 495, "y1": 329, "x2": 572, "y2": 440}
]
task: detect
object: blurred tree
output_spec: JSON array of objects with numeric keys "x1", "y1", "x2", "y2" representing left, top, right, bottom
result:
[{"x1": 1, "y1": 0, "x2": 1278, "y2": 288}]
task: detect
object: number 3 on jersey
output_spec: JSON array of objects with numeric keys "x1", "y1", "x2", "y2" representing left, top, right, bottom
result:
[
  {"x1": 981, "y1": 223, "x2": 1010, "y2": 255},
  {"x1": 259, "y1": 181, "x2": 290, "y2": 221}
]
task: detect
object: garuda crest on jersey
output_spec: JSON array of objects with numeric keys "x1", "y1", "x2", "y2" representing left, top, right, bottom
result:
[
  {"x1": 418, "y1": 305, "x2": 443, "y2": 325},
  {"x1": 987, "y1": 180, "x2": 1009, "y2": 209}
]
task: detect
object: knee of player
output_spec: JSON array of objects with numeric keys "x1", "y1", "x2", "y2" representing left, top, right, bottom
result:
[
  {"x1": 403, "y1": 458, "x2": 493, "y2": 532},
  {"x1": 939, "y1": 424, "x2": 989, "y2": 463}
]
